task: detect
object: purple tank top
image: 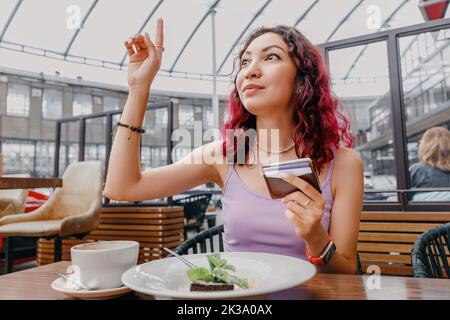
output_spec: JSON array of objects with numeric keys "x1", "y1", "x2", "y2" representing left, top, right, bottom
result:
[{"x1": 221, "y1": 152, "x2": 336, "y2": 261}]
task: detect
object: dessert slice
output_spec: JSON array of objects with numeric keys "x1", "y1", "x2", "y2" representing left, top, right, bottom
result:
[
  {"x1": 186, "y1": 253, "x2": 249, "y2": 292},
  {"x1": 190, "y1": 281, "x2": 234, "y2": 291}
]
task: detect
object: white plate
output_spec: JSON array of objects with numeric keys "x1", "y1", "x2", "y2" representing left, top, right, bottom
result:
[
  {"x1": 51, "y1": 277, "x2": 132, "y2": 300},
  {"x1": 121, "y1": 252, "x2": 316, "y2": 300}
]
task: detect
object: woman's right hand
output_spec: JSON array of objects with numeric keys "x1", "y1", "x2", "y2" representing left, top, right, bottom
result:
[{"x1": 124, "y1": 18, "x2": 164, "y2": 92}]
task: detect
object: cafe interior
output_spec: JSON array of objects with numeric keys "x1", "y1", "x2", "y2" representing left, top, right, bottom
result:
[{"x1": 0, "y1": 0, "x2": 449, "y2": 300}]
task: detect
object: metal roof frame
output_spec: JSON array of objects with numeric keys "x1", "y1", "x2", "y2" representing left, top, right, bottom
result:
[
  {"x1": 216, "y1": 0, "x2": 324, "y2": 75},
  {"x1": 326, "y1": 0, "x2": 366, "y2": 42},
  {"x1": 0, "y1": 0, "x2": 435, "y2": 82},
  {"x1": 0, "y1": 0, "x2": 23, "y2": 42},
  {"x1": 293, "y1": 0, "x2": 320, "y2": 27},
  {"x1": 343, "y1": 0, "x2": 410, "y2": 79},
  {"x1": 119, "y1": 0, "x2": 164, "y2": 67},
  {"x1": 216, "y1": 0, "x2": 272, "y2": 74},
  {"x1": 169, "y1": 0, "x2": 221, "y2": 72}
]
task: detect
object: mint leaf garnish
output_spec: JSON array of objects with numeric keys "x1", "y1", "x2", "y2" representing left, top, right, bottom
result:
[
  {"x1": 186, "y1": 253, "x2": 249, "y2": 289},
  {"x1": 187, "y1": 267, "x2": 214, "y2": 282}
]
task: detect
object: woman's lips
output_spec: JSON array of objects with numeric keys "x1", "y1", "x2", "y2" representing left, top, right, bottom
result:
[{"x1": 244, "y1": 88, "x2": 263, "y2": 95}]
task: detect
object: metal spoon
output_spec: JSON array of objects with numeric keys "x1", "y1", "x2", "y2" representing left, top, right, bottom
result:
[{"x1": 163, "y1": 247, "x2": 199, "y2": 269}]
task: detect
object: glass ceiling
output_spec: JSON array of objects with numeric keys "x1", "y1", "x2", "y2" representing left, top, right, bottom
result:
[{"x1": 0, "y1": 0, "x2": 448, "y2": 96}]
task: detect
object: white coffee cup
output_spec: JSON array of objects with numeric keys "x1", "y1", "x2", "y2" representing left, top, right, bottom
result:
[{"x1": 70, "y1": 241, "x2": 139, "y2": 290}]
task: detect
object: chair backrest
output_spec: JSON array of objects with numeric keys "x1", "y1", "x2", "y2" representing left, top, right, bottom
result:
[
  {"x1": 175, "y1": 224, "x2": 224, "y2": 255},
  {"x1": 411, "y1": 222, "x2": 450, "y2": 278},
  {"x1": 48, "y1": 161, "x2": 104, "y2": 220},
  {"x1": 173, "y1": 193, "x2": 212, "y2": 222},
  {"x1": 357, "y1": 211, "x2": 450, "y2": 276}
]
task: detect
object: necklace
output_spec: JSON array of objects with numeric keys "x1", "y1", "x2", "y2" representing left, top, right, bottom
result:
[{"x1": 256, "y1": 139, "x2": 295, "y2": 154}]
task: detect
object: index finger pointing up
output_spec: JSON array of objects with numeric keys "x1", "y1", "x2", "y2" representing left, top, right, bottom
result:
[{"x1": 155, "y1": 18, "x2": 164, "y2": 47}]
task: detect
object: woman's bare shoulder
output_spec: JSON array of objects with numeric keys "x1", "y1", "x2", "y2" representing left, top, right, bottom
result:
[
  {"x1": 333, "y1": 147, "x2": 364, "y2": 180},
  {"x1": 334, "y1": 146, "x2": 362, "y2": 164},
  {"x1": 327, "y1": 147, "x2": 364, "y2": 200}
]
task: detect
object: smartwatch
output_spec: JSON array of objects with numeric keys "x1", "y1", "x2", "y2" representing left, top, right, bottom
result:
[{"x1": 305, "y1": 239, "x2": 336, "y2": 265}]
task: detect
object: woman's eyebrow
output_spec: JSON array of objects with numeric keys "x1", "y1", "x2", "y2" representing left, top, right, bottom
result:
[{"x1": 243, "y1": 45, "x2": 286, "y2": 56}]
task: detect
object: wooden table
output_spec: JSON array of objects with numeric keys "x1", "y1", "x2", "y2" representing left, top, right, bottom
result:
[
  {"x1": 0, "y1": 177, "x2": 62, "y2": 190},
  {"x1": 0, "y1": 261, "x2": 449, "y2": 300}
]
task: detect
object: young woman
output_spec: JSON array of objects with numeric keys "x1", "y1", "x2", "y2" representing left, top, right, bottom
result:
[{"x1": 103, "y1": 18, "x2": 364, "y2": 274}]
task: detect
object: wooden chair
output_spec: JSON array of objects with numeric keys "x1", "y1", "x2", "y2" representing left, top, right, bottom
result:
[
  {"x1": 0, "y1": 161, "x2": 103, "y2": 273},
  {"x1": 357, "y1": 211, "x2": 450, "y2": 276}
]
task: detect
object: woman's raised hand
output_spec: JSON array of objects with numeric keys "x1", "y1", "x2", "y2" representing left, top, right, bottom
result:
[{"x1": 124, "y1": 18, "x2": 164, "y2": 92}]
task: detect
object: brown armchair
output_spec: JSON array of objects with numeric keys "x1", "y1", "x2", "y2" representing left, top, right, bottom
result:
[{"x1": 0, "y1": 161, "x2": 104, "y2": 273}]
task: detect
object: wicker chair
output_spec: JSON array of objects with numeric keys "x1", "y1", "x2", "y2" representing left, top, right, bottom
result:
[
  {"x1": 175, "y1": 224, "x2": 224, "y2": 255},
  {"x1": 411, "y1": 222, "x2": 450, "y2": 278},
  {"x1": 174, "y1": 224, "x2": 363, "y2": 275},
  {"x1": 172, "y1": 193, "x2": 212, "y2": 240}
]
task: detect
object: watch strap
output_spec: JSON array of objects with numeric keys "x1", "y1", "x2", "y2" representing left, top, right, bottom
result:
[{"x1": 306, "y1": 238, "x2": 336, "y2": 265}]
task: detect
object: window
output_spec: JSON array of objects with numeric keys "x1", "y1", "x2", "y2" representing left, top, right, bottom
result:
[
  {"x1": 400, "y1": 28, "x2": 450, "y2": 202},
  {"x1": 140, "y1": 146, "x2": 168, "y2": 170},
  {"x1": 103, "y1": 96, "x2": 120, "y2": 112},
  {"x1": 36, "y1": 141, "x2": 55, "y2": 177},
  {"x1": 178, "y1": 104, "x2": 194, "y2": 128},
  {"x1": 155, "y1": 108, "x2": 168, "y2": 126},
  {"x1": 172, "y1": 146, "x2": 192, "y2": 163},
  {"x1": 7, "y1": 83, "x2": 30, "y2": 116},
  {"x1": 85, "y1": 144, "x2": 105, "y2": 161},
  {"x1": 151, "y1": 146, "x2": 167, "y2": 167},
  {"x1": 73, "y1": 93, "x2": 92, "y2": 116},
  {"x1": 58, "y1": 143, "x2": 79, "y2": 177},
  {"x1": 203, "y1": 106, "x2": 213, "y2": 129},
  {"x1": 42, "y1": 89, "x2": 62, "y2": 120},
  {"x1": 1, "y1": 140, "x2": 35, "y2": 175},
  {"x1": 328, "y1": 41, "x2": 397, "y2": 201}
]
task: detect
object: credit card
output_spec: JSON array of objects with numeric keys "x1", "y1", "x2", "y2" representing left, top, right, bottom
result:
[
  {"x1": 260, "y1": 157, "x2": 322, "y2": 199},
  {"x1": 262, "y1": 167, "x2": 312, "y2": 178},
  {"x1": 262, "y1": 162, "x2": 310, "y2": 172}
]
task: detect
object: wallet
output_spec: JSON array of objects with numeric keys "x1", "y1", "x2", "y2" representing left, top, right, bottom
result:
[{"x1": 261, "y1": 158, "x2": 322, "y2": 199}]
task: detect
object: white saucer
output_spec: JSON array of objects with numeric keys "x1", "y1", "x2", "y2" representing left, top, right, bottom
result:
[{"x1": 51, "y1": 277, "x2": 132, "y2": 300}]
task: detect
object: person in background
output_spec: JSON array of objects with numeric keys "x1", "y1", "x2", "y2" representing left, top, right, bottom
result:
[{"x1": 409, "y1": 126, "x2": 450, "y2": 201}]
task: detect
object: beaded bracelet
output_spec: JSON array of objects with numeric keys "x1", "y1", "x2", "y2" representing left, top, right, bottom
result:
[{"x1": 112, "y1": 122, "x2": 146, "y2": 140}]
